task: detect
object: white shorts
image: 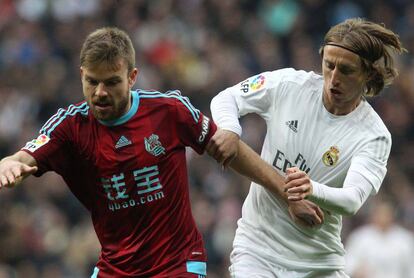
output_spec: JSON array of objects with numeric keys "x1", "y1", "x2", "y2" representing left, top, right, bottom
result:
[{"x1": 229, "y1": 248, "x2": 349, "y2": 278}]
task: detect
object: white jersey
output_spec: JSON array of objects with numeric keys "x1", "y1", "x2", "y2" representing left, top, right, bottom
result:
[{"x1": 211, "y1": 68, "x2": 391, "y2": 270}]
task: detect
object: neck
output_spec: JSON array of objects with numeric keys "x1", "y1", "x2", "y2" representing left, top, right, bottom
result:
[{"x1": 322, "y1": 93, "x2": 361, "y2": 115}]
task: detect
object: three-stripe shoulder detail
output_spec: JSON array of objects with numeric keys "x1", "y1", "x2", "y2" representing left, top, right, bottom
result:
[
  {"x1": 372, "y1": 136, "x2": 391, "y2": 161},
  {"x1": 138, "y1": 90, "x2": 200, "y2": 122},
  {"x1": 40, "y1": 102, "x2": 89, "y2": 137}
]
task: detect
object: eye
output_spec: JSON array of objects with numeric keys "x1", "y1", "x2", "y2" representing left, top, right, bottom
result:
[
  {"x1": 105, "y1": 80, "x2": 120, "y2": 87},
  {"x1": 339, "y1": 67, "x2": 354, "y2": 75},
  {"x1": 325, "y1": 61, "x2": 335, "y2": 70},
  {"x1": 87, "y1": 79, "x2": 99, "y2": 86}
]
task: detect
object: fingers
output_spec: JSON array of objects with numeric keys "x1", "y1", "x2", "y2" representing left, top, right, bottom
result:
[
  {"x1": 207, "y1": 129, "x2": 239, "y2": 168},
  {"x1": 0, "y1": 164, "x2": 37, "y2": 188},
  {"x1": 284, "y1": 169, "x2": 312, "y2": 201},
  {"x1": 209, "y1": 145, "x2": 234, "y2": 166},
  {"x1": 296, "y1": 213, "x2": 321, "y2": 227},
  {"x1": 307, "y1": 213, "x2": 321, "y2": 226},
  {"x1": 287, "y1": 185, "x2": 310, "y2": 195},
  {"x1": 24, "y1": 165, "x2": 38, "y2": 175},
  {"x1": 11, "y1": 166, "x2": 24, "y2": 179},
  {"x1": 0, "y1": 170, "x2": 18, "y2": 188},
  {"x1": 11, "y1": 164, "x2": 37, "y2": 178},
  {"x1": 0, "y1": 174, "x2": 9, "y2": 188},
  {"x1": 314, "y1": 205, "x2": 325, "y2": 222},
  {"x1": 207, "y1": 139, "x2": 229, "y2": 164},
  {"x1": 287, "y1": 187, "x2": 311, "y2": 201},
  {"x1": 301, "y1": 201, "x2": 324, "y2": 225},
  {"x1": 289, "y1": 200, "x2": 324, "y2": 227},
  {"x1": 299, "y1": 210, "x2": 322, "y2": 226},
  {"x1": 285, "y1": 167, "x2": 299, "y2": 175},
  {"x1": 285, "y1": 177, "x2": 312, "y2": 200},
  {"x1": 206, "y1": 140, "x2": 219, "y2": 159},
  {"x1": 285, "y1": 176, "x2": 310, "y2": 190},
  {"x1": 285, "y1": 170, "x2": 306, "y2": 183},
  {"x1": 287, "y1": 191, "x2": 309, "y2": 201},
  {"x1": 304, "y1": 200, "x2": 325, "y2": 222}
]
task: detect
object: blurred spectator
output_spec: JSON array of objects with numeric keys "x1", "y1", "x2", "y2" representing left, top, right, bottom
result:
[{"x1": 345, "y1": 198, "x2": 414, "y2": 278}]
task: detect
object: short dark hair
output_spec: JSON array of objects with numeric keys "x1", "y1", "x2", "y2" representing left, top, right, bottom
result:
[
  {"x1": 319, "y1": 18, "x2": 406, "y2": 97},
  {"x1": 80, "y1": 27, "x2": 135, "y2": 72}
]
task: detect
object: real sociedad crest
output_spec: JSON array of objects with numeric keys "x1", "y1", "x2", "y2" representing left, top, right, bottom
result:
[
  {"x1": 144, "y1": 134, "x2": 165, "y2": 156},
  {"x1": 322, "y1": 146, "x2": 340, "y2": 167}
]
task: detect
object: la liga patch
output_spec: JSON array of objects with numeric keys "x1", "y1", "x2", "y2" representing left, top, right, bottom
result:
[
  {"x1": 249, "y1": 74, "x2": 265, "y2": 91},
  {"x1": 23, "y1": 134, "x2": 50, "y2": 152}
]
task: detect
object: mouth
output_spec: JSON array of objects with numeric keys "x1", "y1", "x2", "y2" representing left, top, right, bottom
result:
[
  {"x1": 330, "y1": 88, "x2": 342, "y2": 95},
  {"x1": 93, "y1": 101, "x2": 112, "y2": 112}
]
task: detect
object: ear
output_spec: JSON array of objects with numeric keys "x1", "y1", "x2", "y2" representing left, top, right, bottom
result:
[
  {"x1": 80, "y1": 67, "x2": 84, "y2": 80},
  {"x1": 128, "y1": 68, "x2": 139, "y2": 89},
  {"x1": 318, "y1": 46, "x2": 325, "y2": 58}
]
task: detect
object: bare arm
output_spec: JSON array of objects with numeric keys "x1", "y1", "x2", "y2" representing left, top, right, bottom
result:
[
  {"x1": 229, "y1": 140, "x2": 286, "y2": 198},
  {"x1": 232, "y1": 141, "x2": 324, "y2": 225},
  {"x1": 0, "y1": 151, "x2": 38, "y2": 189},
  {"x1": 207, "y1": 129, "x2": 304, "y2": 199},
  {"x1": 207, "y1": 130, "x2": 324, "y2": 226}
]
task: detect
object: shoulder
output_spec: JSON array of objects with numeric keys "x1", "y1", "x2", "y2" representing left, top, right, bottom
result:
[
  {"x1": 258, "y1": 68, "x2": 322, "y2": 102},
  {"x1": 259, "y1": 68, "x2": 323, "y2": 98},
  {"x1": 356, "y1": 101, "x2": 391, "y2": 141},
  {"x1": 268, "y1": 68, "x2": 322, "y2": 86},
  {"x1": 138, "y1": 89, "x2": 193, "y2": 105},
  {"x1": 40, "y1": 101, "x2": 90, "y2": 137},
  {"x1": 137, "y1": 89, "x2": 200, "y2": 122}
]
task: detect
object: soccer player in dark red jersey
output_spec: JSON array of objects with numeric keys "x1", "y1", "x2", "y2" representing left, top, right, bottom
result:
[{"x1": 0, "y1": 27, "x2": 322, "y2": 277}]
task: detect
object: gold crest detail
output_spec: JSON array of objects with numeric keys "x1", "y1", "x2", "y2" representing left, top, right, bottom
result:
[{"x1": 322, "y1": 146, "x2": 340, "y2": 166}]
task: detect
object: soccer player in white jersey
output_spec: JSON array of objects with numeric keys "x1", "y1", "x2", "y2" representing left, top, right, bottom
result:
[{"x1": 208, "y1": 18, "x2": 406, "y2": 277}]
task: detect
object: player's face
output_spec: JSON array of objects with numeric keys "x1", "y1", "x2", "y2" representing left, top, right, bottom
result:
[
  {"x1": 322, "y1": 45, "x2": 369, "y2": 115},
  {"x1": 80, "y1": 58, "x2": 138, "y2": 121}
]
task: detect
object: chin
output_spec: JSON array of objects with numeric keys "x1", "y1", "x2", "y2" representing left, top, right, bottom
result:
[{"x1": 92, "y1": 110, "x2": 110, "y2": 121}]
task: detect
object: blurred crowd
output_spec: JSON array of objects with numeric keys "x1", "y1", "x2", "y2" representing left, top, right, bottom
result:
[{"x1": 0, "y1": 0, "x2": 413, "y2": 277}]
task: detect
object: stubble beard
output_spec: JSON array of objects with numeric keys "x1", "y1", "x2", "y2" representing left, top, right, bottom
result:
[{"x1": 91, "y1": 96, "x2": 130, "y2": 121}]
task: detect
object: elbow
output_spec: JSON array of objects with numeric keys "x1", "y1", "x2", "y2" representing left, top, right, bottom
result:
[{"x1": 341, "y1": 201, "x2": 362, "y2": 216}]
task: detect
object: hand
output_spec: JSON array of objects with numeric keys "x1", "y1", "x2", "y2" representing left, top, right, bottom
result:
[
  {"x1": 284, "y1": 167, "x2": 313, "y2": 201},
  {"x1": 288, "y1": 199, "x2": 324, "y2": 227},
  {"x1": 0, "y1": 160, "x2": 38, "y2": 189},
  {"x1": 206, "y1": 129, "x2": 240, "y2": 169}
]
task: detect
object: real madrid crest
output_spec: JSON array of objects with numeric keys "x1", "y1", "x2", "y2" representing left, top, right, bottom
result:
[
  {"x1": 144, "y1": 134, "x2": 165, "y2": 156},
  {"x1": 322, "y1": 146, "x2": 340, "y2": 167}
]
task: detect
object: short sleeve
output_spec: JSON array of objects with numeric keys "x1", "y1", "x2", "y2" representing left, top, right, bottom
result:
[
  {"x1": 229, "y1": 69, "x2": 295, "y2": 121},
  {"x1": 21, "y1": 106, "x2": 78, "y2": 176},
  {"x1": 172, "y1": 92, "x2": 217, "y2": 154}
]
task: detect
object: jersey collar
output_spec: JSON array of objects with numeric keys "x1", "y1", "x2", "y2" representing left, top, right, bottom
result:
[{"x1": 98, "y1": 90, "x2": 139, "y2": 126}]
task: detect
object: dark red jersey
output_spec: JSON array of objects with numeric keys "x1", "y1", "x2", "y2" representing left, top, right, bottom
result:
[{"x1": 22, "y1": 90, "x2": 216, "y2": 277}]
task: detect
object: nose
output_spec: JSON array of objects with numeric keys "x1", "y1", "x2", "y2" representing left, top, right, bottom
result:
[
  {"x1": 330, "y1": 68, "x2": 340, "y2": 87},
  {"x1": 95, "y1": 82, "x2": 108, "y2": 97}
]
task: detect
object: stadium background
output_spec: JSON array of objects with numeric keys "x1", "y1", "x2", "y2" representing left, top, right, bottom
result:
[{"x1": 0, "y1": 0, "x2": 413, "y2": 277}]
